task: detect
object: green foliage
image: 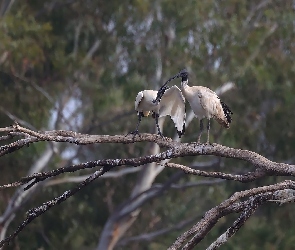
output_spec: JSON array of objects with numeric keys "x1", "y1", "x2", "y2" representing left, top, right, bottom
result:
[
  {"x1": 1, "y1": 0, "x2": 295, "y2": 249},
  {"x1": 0, "y1": 11, "x2": 55, "y2": 72}
]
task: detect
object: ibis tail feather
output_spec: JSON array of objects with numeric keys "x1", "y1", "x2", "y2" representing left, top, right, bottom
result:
[{"x1": 214, "y1": 101, "x2": 233, "y2": 129}]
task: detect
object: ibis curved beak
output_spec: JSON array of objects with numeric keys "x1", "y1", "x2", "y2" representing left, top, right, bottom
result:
[
  {"x1": 163, "y1": 71, "x2": 182, "y2": 87},
  {"x1": 152, "y1": 71, "x2": 182, "y2": 104},
  {"x1": 162, "y1": 68, "x2": 187, "y2": 87}
]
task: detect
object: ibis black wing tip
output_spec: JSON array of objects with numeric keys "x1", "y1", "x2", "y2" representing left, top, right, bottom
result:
[
  {"x1": 220, "y1": 101, "x2": 233, "y2": 124},
  {"x1": 177, "y1": 123, "x2": 186, "y2": 138},
  {"x1": 177, "y1": 130, "x2": 182, "y2": 138}
]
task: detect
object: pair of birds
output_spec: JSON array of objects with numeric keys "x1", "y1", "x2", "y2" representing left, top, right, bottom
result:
[{"x1": 129, "y1": 69, "x2": 233, "y2": 144}]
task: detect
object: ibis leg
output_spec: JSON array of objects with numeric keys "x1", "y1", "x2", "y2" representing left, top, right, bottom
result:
[
  {"x1": 155, "y1": 113, "x2": 164, "y2": 137},
  {"x1": 197, "y1": 119, "x2": 204, "y2": 143},
  {"x1": 126, "y1": 112, "x2": 143, "y2": 137},
  {"x1": 206, "y1": 119, "x2": 211, "y2": 144}
]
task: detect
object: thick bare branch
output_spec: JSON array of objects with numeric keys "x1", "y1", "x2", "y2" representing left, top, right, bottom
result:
[
  {"x1": 1, "y1": 125, "x2": 294, "y2": 179},
  {"x1": 0, "y1": 125, "x2": 295, "y2": 191},
  {"x1": 0, "y1": 125, "x2": 294, "y2": 172},
  {"x1": 0, "y1": 124, "x2": 174, "y2": 151},
  {"x1": 169, "y1": 180, "x2": 295, "y2": 250},
  {"x1": 205, "y1": 188, "x2": 295, "y2": 250}
]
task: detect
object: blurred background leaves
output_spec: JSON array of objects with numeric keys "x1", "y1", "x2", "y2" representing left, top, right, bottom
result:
[{"x1": 0, "y1": 0, "x2": 295, "y2": 249}]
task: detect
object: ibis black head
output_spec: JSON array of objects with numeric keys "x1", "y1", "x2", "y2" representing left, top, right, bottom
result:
[
  {"x1": 177, "y1": 69, "x2": 188, "y2": 81},
  {"x1": 165, "y1": 69, "x2": 188, "y2": 84}
]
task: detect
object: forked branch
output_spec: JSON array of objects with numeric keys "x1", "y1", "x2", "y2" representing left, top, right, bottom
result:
[{"x1": 169, "y1": 180, "x2": 295, "y2": 250}]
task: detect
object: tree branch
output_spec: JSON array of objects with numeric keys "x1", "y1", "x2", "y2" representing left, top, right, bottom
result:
[
  {"x1": 0, "y1": 125, "x2": 293, "y2": 179},
  {"x1": 169, "y1": 180, "x2": 295, "y2": 250},
  {"x1": 0, "y1": 125, "x2": 295, "y2": 191},
  {"x1": 166, "y1": 163, "x2": 267, "y2": 182},
  {"x1": 0, "y1": 166, "x2": 111, "y2": 247},
  {"x1": 1, "y1": 124, "x2": 295, "y2": 248},
  {"x1": 205, "y1": 193, "x2": 271, "y2": 250},
  {"x1": 206, "y1": 188, "x2": 295, "y2": 250},
  {"x1": 45, "y1": 166, "x2": 143, "y2": 186}
]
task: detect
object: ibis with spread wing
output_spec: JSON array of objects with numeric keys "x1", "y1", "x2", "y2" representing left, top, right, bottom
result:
[
  {"x1": 128, "y1": 85, "x2": 186, "y2": 138},
  {"x1": 154, "y1": 69, "x2": 232, "y2": 143}
]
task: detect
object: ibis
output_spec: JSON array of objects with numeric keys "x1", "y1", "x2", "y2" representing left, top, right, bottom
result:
[
  {"x1": 154, "y1": 69, "x2": 232, "y2": 143},
  {"x1": 128, "y1": 85, "x2": 186, "y2": 138}
]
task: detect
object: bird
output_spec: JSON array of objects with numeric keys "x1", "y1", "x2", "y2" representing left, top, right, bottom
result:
[
  {"x1": 153, "y1": 69, "x2": 232, "y2": 144},
  {"x1": 127, "y1": 85, "x2": 186, "y2": 138}
]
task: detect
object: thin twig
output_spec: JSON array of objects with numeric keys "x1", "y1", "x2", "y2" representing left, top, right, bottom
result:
[
  {"x1": 205, "y1": 193, "x2": 271, "y2": 250},
  {"x1": 0, "y1": 166, "x2": 111, "y2": 247},
  {"x1": 0, "y1": 148, "x2": 177, "y2": 190},
  {"x1": 166, "y1": 163, "x2": 267, "y2": 182},
  {"x1": 45, "y1": 167, "x2": 143, "y2": 186},
  {"x1": 169, "y1": 180, "x2": 295, "y2": 250}
]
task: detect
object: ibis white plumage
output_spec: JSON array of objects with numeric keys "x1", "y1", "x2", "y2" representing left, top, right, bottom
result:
[
  {"x1": 154, "y1": 69, "x2": 232, "y2": 143},
  {"x1": 128, "y1": 85, "x2": 186, "y2": 138}
]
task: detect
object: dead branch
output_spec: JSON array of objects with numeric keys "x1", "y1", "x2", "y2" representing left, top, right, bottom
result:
[
  {"x1": 169, "y1": 180, "x2": 295, "y2": 250},
  {"x1": 45, "y1": 167, "x2": 143, "y2": 186},
  {"x1": 0, "y1": 167, "x2": 110, "y2": 248},
  {"x1": 0, "y1": 148, "x2": 178, "y2": 190},
  {"x1": 0, "y1": 124, "x2": 293, "y2": 175},
  {"x1": 166, "y1": 163, "x2": 267, "y2": 182},
  {"x1": 0, "y1": 125, "x2": 295, "y2": 190},
  {"x1": 206, "y1": 188, "x2": 295, "y2": 250},
  {"x1": 205, "y1": 193, "x2": 271, "y2": 250},
  {"x1": 1, "y1": 124, "x2": 295, "y2": 249}
]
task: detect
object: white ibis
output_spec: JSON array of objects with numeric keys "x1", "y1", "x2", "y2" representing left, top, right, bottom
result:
[
  {"x1": 128, "y1": 85, "x2": 186, "y2": 138},
  {"x1": 154, "y1": 69, "x2": 232, "y2": 143}
]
